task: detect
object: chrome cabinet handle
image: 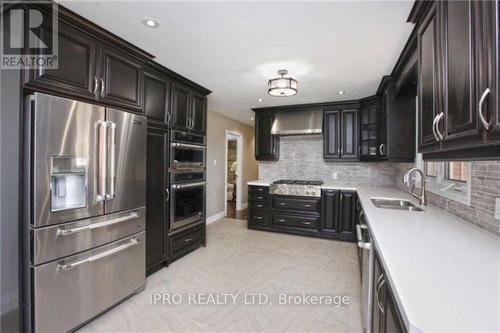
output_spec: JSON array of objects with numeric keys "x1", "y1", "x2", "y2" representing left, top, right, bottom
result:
[
  {"x1": 479, "y1": 88, "x2": 492, "y2": 130},
  {"x1": 166, "y1": 112, "x2": 171, "y2": 126},
  {"x1": 376, "y1": 275, "x2": 385, "y2": 313},
  {"x1": 58, "y1": 237, "x2": 139, "y2": 271},
  {"x1": 165, "y1": 188, "x2": 170, "y2": 202},
  {"x1": 96, "y1": 120, "x2": 108, "y2": 202},
  {"x1": 277, "y1": 219, "x2": 286, "y2": 223},
  {"x1": 358, "y1": 211, "x2": 364, "y2": 223},
  {"x1": 106, "y1": 121, "x2": 116, "y2": 200},
  {"x1": 100, "y1": 78, "x2": 105, "y2": 97},
  {"x1": 432, "y1": 113, "x2": 440, "y2": 142},
  {"x1": 184, "y1": 237, "x2": 193, "y2": 242},
  {"x1": 93, "y1": 76, "x2": 99, "y2": 95},
  {"x1": 303, "y1": 204, "x2": 312, "y2": 208},
  {"x1": 254, "y1": 216, "x2": 263, "y2": 220},
  {"x1": 172, "y1": 181, "x2": 206, "y2": 189},
  {"x1": 302, "y1": 221, "x2": 312, "y2": 225},
  {"x1": 255, "y1": 204, "x2": 263, "y2": 208},
  {"x1": 57, "y1": 212, "x2": 139, "y2": 236},
  {"x1": 434, "y1": 112, "x2": 444, "y2": 141},
  {"x1": 277, "y1": 202, "x2": 286, "y2": 206},
  {"x1": 379, "y1": 143, "x2": 386, "y2": 155}
]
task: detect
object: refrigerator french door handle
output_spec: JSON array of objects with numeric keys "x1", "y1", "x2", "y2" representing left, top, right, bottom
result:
[
  {"x1": 96, "y1": 121, "x2": 108, "y2": 202},
  {"x1": 106, "y1": 121, "x2": 117, "y2": 200}
]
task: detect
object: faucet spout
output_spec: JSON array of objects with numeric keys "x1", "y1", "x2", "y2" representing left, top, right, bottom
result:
[{"x1": 402, "y1": 167, "x2": 427, "y2": 206}]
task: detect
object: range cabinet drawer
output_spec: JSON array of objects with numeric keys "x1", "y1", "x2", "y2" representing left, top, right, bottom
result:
[
  {"x1": 272, "y1": 214, "x2": 320, "y2": 230},
  {"x1": 271, "y1": 196, "x2": 320, "y2": 213},
  {"x1": 169, "y1": 224, "x2": 204, "y2": 260},
  {"x1": 249, "y1": 209, "x2": 269, "y2": 227},
  {"x1": 249, "y1": 200, "x2": 269, "y2": 210},
  {"x1": 249, "y1": 185, "x2": 269, "y2": 194},
  {"x1": 33, "y1": 207, "x2": 145, "y2": 265},
  {"x1": 33, "y1": 232, "x2": 145, "y2": 333}
]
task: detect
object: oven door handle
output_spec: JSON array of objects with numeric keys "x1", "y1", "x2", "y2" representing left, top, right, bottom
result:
[
  {"x1": 172, "y1": 181, "x2": 206, "y2": 189},
  {"x1": 172, "y1": 142, "x2": 206, "y2": 150}
]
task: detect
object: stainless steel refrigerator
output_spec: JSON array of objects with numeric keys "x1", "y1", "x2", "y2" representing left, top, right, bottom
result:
[{"x1": 25, "y1": 93, "x2": 146, "y2": 332}]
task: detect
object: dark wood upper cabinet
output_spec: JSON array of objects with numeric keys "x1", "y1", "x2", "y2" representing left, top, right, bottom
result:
[
  {"x1": 324, "y1": 110, "x2": 341, "y2": 159},
  {"x1": 441, "y1": 0, "x2": 482, "y2": 148},
  {"x1": 146, "y1": 126, "x2": 169, "y2": 275},
  {"x1": 414, "y1": 0, "x2": 500, "y2": 159},
  {"x1": 191, "y1": 93, "x2": 207, "y2": 134},
  {"x1": 171, "y1": 83, "x2": 191, "y2": 132},
  {"x1": 341, "y1": 109, "x2": 358, "y2": 159},
  {"x1": 144, "y1": 67, "x2": 171, "y2": 125},
  {"x1": 255, "y1": 112, "x2": 280, "y2": 161},
  {"x1": 99, "y1": 43, "x2": 144, "y2": 112},
  {"x1": 25, "y1": 19, "x2": 98, "y2": 100},
  {"x1": 418, "y1": 3, "x2": 441, "y2": 152},
  {"x1": 359, "y1": 98, "x2": 380, "y2": 160},
  {"x1": 324, "y1": 108, "x2": 358, "y2": 160}
]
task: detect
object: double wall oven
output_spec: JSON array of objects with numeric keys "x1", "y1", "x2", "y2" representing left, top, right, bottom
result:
[{"x1": 169, "y1": 130, "x2": 206, "y2": 231}]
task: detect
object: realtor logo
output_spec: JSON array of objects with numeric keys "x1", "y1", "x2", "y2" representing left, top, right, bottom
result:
[{"x1": 1, "y1": 0, "x2": 58, "y2": 69}]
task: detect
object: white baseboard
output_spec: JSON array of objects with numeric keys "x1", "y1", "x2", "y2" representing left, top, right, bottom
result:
[
  {"x1": 206, "y1": 211, "x2": 226, "y2": 224},
  {"x1": 238, "y1": 202, "x2": 248, "y2": 211}
]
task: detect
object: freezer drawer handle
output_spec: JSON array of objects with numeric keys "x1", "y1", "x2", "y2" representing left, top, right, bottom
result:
[
  {"x1": 56, "y1": 212, "x2": 140, "y2": 236},
  {"x1": 356, "y1": 224, "x2": 371, "y2": 250},
  {"x1": 58, "y1": 237, "x2": 139, "y2": 271}
]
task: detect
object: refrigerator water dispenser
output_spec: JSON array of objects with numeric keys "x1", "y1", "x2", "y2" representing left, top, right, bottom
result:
[{"x1": 50, "y1": 157, "x2": 88, "y2": 212}]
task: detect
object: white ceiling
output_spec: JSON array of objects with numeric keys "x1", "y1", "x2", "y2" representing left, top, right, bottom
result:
[{"x1": 60, "y1": 0, "x2": 415, "y2": 126}]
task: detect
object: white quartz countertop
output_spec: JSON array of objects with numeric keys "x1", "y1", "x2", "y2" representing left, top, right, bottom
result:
[
  {"x1": 247, "y1": 180, "x2": 500, "y2": 332},
  {"x1": 355, "y1": 186, "x2": 499, "y2": 333},
  {"x1": 247, "y1": 180, "x2": 271, "y2": 186}
]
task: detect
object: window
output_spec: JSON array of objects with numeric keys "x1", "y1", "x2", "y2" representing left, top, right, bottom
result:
[
  {"x1": 425, "y1": 161, "x2": 438, "y2": 177},
  {"x1": 445, "y1": 162, "x2": 469, "y2": 183}
]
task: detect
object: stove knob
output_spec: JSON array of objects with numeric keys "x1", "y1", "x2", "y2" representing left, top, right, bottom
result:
[
  {"x1": 311, "y1": 190, "x2": 316, "y2": 196},
  {"x1": 280, "y1": 189, "x2": 284, "y2": 193},
  {"x1": 305, "y1": 190, "x2": 310, "y2": 195}
]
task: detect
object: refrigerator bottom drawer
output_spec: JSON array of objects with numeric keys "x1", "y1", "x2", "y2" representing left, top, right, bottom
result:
[{"x1": 33, "y1": 232, "x2": 145, "y2": 333}]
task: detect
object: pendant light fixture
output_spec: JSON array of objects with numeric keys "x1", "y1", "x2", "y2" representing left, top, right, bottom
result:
[{"x1": 268, "y1": 69, "x2": 297, "y2": 97}]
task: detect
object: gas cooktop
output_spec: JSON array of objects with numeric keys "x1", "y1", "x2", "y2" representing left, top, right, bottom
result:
[{"x1": 270, "y1": 179, "x2": 323, "y2": 197}]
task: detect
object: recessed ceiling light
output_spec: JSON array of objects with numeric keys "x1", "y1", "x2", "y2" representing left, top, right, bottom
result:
[
  {"x1": 142, "y1": 18, "x2": 159, "y2": 28},
  {"x1": 338, "y1": 91, "x2": 346, "y2": 95},
  {"x1": 257, "y1": 98, "x2": 263, "y2": 102}
]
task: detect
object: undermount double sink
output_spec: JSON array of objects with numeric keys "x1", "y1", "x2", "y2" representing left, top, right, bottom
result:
[{"x1": 371, "y1": 198, "x2": 424, "y2": 212}]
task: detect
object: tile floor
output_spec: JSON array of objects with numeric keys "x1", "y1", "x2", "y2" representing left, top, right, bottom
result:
[{"x1": 78, "y1": 218, "x2": 362, "y2": 332}]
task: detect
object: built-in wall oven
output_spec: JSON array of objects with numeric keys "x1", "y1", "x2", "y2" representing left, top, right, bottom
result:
[{"x1": 169, "y1": 181, "x2": 205, "y2": 231}]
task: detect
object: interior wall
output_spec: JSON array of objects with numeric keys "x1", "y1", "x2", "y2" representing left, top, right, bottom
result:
[{"x1": 206, "y1": 110, "x2": 258, "y2": 218}]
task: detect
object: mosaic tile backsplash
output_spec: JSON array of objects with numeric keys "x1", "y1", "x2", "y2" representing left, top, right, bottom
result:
[{"x1": 258, "y1": 135, "x2": 500, "y2": 235}]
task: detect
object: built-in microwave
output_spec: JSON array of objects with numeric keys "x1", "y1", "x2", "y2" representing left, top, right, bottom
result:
[
  {"x1": 170, "y1": 142, "x2": 205, "y2": 169},
  {"x1": 171, "y1": 130, "x2": 205, "y2": 145},
  {"x1": 170, "y1": 181, "x2": 205, "y2": 231}
]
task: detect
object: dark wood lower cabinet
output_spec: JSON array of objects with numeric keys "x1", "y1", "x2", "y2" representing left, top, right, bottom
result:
[
  {"x1": 168, "y1": 223, "x2": 206, "y2": 264},
  {"x1": 248, "y1": 186, "x2": 356, "y2": 242},
  {"x1": 146, "y1": 126, "x2": 169, "y2": 275},
  {"x1": 373, "y1": 251, "x2": 407, "y2": 333}
]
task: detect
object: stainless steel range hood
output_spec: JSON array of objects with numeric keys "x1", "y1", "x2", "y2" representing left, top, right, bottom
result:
[{"x1": 271, "y1": 109, "x2": 323, "y2": 136}]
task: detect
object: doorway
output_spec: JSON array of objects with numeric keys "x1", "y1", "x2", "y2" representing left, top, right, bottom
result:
[{"x1": 225, "y1": 131, "x2": 244, "y2": 219}]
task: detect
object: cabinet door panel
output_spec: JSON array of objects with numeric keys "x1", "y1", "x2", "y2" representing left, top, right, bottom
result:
[
  {"x1": 341, "y1": 109, "x2": 358, "y2": 159},
  {"x1": 191, "y1": 93, "x2": 206, "y2": 134},
  {"x1": 323, "y1": 110, "x2": 341, "y2": 159},
  {"x1": 100, "y1": 44, "x2": 144, "y2": 112},
  {"x1": 321, "y1": 190, "x2": 339, "y2": 233},
  {"x1": 146, "y1": 127, "x2": 169, "y2": 273},
  {"x1": 144, "y1": 69, "x2": 170, "y2": 125},
  {"x1": 255, "y1": 112, "x2": 279, "y2": 160},
  {"x1": 26, "y1": 19, "x2": 97, "y2": 100},
  {"x1": 442, "y1": 1, "x2": 482, "y2": 147},
  {"x1": 337, "y1": 191, "x2": 356, "y2": 239},
  {"x1": 418, "y1": 4, "x2": 441, "y2": 151},
  {"x1": 171, "y1": 83, "x2": 191, "y2": 132}
]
